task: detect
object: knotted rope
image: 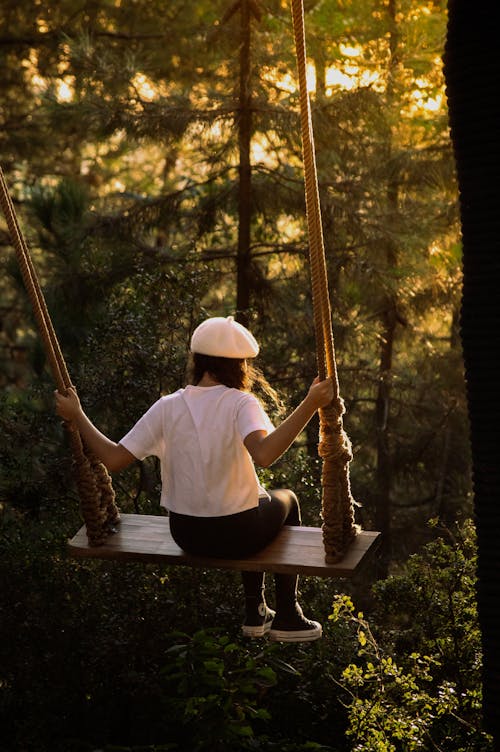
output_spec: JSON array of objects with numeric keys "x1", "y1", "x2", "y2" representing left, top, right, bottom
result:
[
  {"x1": 291, "y1": 0, "x2": 359, "y2": 562},
  {"x1": 0, "y1": 166, "x2": 119, "y2": 546}
]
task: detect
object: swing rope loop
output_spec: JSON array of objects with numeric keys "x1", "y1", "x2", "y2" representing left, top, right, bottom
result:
[
  {"x1": 291, "y1": 0, "x2": 359, "y2": 562},
  {"x1": 0, "y1": 166, "x2": 119, "y2": 546}
]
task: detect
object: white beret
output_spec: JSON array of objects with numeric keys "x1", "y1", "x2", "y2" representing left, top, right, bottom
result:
[{"x1": 190, "y1": 316, "x2": 259, "y2": 358}]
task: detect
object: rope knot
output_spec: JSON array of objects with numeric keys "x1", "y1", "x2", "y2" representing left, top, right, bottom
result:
[{"x1": 318, "y1": 401, "x2": 353, "y2": 464}]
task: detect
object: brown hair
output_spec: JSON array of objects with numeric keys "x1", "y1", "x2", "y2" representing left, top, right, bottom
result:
[{"x1": 188, "y1": 353, "x2": 283, "y2": 414}]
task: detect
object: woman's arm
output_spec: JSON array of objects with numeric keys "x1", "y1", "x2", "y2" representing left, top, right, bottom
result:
[
  {"x1": 55, "y1": 388, "x2": 136, "y2": 472},
  {"x1": 244, "y1": 377, "x2": 333, "y2": 467}
]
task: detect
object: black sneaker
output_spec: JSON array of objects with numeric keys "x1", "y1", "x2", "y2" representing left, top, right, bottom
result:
[
  {"x1": 269, "y1": 605, "x2": 322, "y2": 643},
  {"x1": 241, "y1": 602, "x2": 276, "y2": 638}
]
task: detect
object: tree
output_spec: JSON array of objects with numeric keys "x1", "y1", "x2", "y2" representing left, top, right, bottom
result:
[{"x1": 444, "y1": 1, "x2": 500, "y2": 748}]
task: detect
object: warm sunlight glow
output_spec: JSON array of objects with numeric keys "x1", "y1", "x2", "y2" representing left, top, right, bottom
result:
[
  {"x1": 423, "y1": 95, "x2": 443, "y2": 112},
  {"x1": 264, "y1": 41, "x2": 383, "y2": 98},
  {"x1": 277, "y1": 215, "x2": 302, "y2": 243},
  {"x1": 429, "y1": 242, "x2": 443, "y2": 256},
  {"x1": 410, "y1": 89, "x2": 444, "y2": 113},
  {"x1": 56, "y1": 78, "x2": 74, "y2": 102},
  {"x1": 338, "y1": 44, "x2": 361, "y2": 58},
  {"x1": 322, "y1": 44, "x2": 383, "y2": 94},
  {"x1": 326, "y1": 67, "x2": 356, "y2": 91},
  {"x1": 31, "y1": 74, "x2": 46, "y2": 93},
  {"x1": 266, "y1": 71, "x2": 295, "y2": 93},
  {"x1": 132, "y1": 73, "x2": 157, "y2": 102},
  {"x1": 251, "y1": 136, "x2": 280, "y2": 169},
  {"x1": 209, "y1": 121, "x2": 223, "y2": 139},
  {"x1": 306, "y1": 63, "x2": 316, "y2": 93},
  {"x1": 325, "y1": 64, "x2": 380, "y2": 94},
  {"x1": 410, "y1": 76, "x2": 445, "y2": 113},
  {"x1": 263, "y1": 65, "x2": 318, "y2": 95},
  {"x1": 36, "y1": 19, "x2": 50, "y2": 33}
]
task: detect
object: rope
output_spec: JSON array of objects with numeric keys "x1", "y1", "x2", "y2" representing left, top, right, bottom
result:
[
  {"x1": 0, "y1": 166, "x2": 119, "y2": 546},
  {"x1": 290, "y1": 0, "x2": 359, "y2": 562}
]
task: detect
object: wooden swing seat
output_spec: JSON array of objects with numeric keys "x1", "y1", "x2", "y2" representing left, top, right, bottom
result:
[{"x1": 67, "y1": 513, "x2": 381, "y2": 577}]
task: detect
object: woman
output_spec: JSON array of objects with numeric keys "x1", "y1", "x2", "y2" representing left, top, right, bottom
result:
[{"x1": 56, "y1": 315, "x2": 333, "y2": 642}]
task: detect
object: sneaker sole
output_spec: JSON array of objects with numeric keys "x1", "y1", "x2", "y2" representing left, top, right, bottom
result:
[
  {"x1": 241, "y1": 621, "x2": 274, "y2": 638},
  {"x1": 269, "y1": 623, "x2": 322, "y2": 643}
]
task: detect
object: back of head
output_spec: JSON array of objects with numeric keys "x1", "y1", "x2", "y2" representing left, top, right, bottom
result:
[
  {"x1": 189, "y1": 352, "x2": 248, "y2": 389},
  {"x1": 188, "y1": 315, "x2": 281, "y2": 411}
]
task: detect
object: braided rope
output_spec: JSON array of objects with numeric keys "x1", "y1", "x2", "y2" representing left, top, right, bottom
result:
[
  {"x1": 0, "y1": 166, "x2": 119, "y2": 545},
  {"x1": 291, "y1": 0, "x2": 359, "y2": 562}
]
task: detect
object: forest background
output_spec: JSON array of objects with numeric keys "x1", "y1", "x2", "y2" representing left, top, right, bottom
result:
[{"x1": 0, "y1": 1, "x2": 488, "y2": 751}]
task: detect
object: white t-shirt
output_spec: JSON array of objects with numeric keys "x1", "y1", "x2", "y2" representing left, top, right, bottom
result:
[{"x1": 119, "y1": 385, "x2": 274, "y2": 517}]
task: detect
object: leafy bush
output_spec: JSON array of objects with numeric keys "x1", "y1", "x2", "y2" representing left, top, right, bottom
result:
[
  {"x1": 328, "y1": 522, "x2": 493, "y2": 752},
  {"x1": 159, "y1": 630, "x2": 276, "y2": 751}
]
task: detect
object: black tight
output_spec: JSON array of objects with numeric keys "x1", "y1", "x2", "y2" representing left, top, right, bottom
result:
[
  {"x1": 169, "y1": 489, "x2": 300, "y2": 558},
  {"x1": 169, "y1": 489, "x2": 301, "y2": 618}
]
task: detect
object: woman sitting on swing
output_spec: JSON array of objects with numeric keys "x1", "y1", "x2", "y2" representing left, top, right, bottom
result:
[{"x1": 56, "y1": 315, "x2": 333, "y2": 642}]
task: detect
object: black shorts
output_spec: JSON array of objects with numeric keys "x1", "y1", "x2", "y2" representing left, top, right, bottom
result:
[{"x1": 169, "y1": 489, "x2": 300, "y2": 559}]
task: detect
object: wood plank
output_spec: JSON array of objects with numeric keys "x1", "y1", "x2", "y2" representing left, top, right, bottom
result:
[{"x1": 67, "y1": 513, "x2": 381, "y2": 578}]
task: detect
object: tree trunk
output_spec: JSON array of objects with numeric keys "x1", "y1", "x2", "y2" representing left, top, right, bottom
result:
[
  {"x1": 444, "y1": 2, "x2": 500, "y2": 747},
  {"x1": 374, "y1": 302, "x2": 396, "y2": 573},
  {"x1": 236, "y1": 0, "x2": 253, "y2": 326},
  {"x1": 372, "y1": 0, "x2": 400, "y2": 576}
]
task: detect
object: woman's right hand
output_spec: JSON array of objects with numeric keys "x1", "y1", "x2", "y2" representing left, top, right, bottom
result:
[
  {"x1": 306, "y1": 376, "x2": 334, "y2": 409},
  {"x1": 55, "y1": 387, "x2": 83, "y2": 422}
]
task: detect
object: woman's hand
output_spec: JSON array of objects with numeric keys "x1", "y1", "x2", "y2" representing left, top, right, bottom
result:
[
  {"x1": 306, "y1": 376, "x2": 334, "y2": 409},
  {"x1": 54, "y1": 386, "x2": 135, "y2": 471},
  {"x1": 55, "y1": 387, "x2": 82, "y2": 422},
  {"x1": 245, "y1": 376, "x2": 335, "y2": 467}
]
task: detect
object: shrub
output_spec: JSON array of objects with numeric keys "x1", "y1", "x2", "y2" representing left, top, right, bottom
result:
[{"x1": 329, "y1": 522, "x2": 493, "y2": 752}]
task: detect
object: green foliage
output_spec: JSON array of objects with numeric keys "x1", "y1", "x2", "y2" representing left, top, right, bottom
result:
[
  {"x1": 331, "y1": 595, "x2": 452, "y2": 751},
  {"x1": 0, "y1": 514, "x2": 242, "y2": 751},
  {"x1": 159, "y1": 630, "x2": 276, "y2": 751},
  {"x1": 372, "y1": 521, "x2": 482, "y2": 709},
  {"x1": 0, "y1": 387, "x2": 70, "y2": 516},
  {"x1": 328, "y1": 524, "x2": 492, "y2": 752}
]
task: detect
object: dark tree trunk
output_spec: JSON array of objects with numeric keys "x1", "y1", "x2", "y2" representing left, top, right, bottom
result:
[
  {"x1": 372, "y1": 0, "x2": 400, "y2": 576},
  {"x1": 373, "y1": 302, "x2": 396, "y2": 574},
  {"x1": 444, "y1": 2, "x2": 500, "y2": 747},
  {"x1": 236, "y1": 0, "x2": 253, "y2": 326}
]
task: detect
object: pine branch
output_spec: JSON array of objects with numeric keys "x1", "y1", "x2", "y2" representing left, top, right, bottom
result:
[{"x1": 0, "y1": 30, "x2": 167, "y2": 47}]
